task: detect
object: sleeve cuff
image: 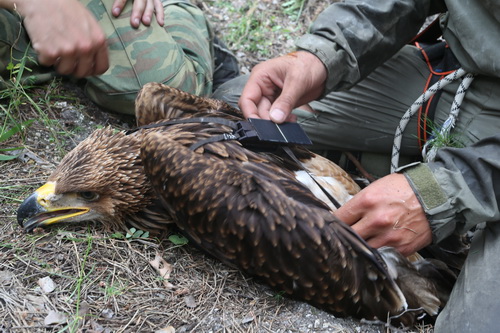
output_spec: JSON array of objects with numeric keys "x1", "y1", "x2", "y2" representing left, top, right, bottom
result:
[
  {"x1": 295, "y1": 34, "x2": 360, "y2": 93},
  {"x1": 400, "y1": 163, "x2": 459, "y2": 243}
]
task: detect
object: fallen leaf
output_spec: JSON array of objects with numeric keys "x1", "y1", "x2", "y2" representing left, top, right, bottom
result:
[
  {"x1": 149, "y1": 252, "x2": 174, "y2": 289},
  {"x1": 173, "y1": 288, "x2": 190, "y2": 296},
  {"x1": 44, "y1": 310, "x2": 67, "y2": 326}
]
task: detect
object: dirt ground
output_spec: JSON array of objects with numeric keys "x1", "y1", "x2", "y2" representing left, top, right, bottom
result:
[{"x1": 0, "y1": 1, "x2": 433, "y2": 332}]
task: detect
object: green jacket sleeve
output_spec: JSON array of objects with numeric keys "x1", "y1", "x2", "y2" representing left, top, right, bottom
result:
[
  {"x1": 295, "y1": 0, "x2": 434, "y2": 93},
  {"x1": 402, "y1": 135, "x2": 500, "y2": 243}
]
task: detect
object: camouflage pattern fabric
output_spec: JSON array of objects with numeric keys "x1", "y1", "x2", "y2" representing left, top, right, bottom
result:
[{"x1": 0, "y1": 0, "x2": 214, "y2": 115}]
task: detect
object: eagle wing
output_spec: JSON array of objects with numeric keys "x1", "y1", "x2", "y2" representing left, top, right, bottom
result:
[
  {"x1": 135, "y1": 82, "x2": 241, "y2": 126},
  {"x1": 140, "y1": 129, "x2": 407, "y2": 321}
]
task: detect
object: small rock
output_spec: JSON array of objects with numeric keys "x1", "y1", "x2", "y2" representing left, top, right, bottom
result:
[
  {"x1": 90, "y1": 320, "x2": 105, "y2": 332},
  {"x1": 101, "y1": 308, "x2": 114, "y2": 319},
  {"x1": 38, "y1": 276, "x2": 56, "y2": 293},
  {"x1": 155, "y1": 326, "x2": 175, "y2": 333},
  {"x1": 240, "y1": 313, "x2": 255, "y2": 324},
  {"x1": 183, "y1": 295, "x2": 196, "y2": 308},
  {"x1": 54, "y1": 101, "x2": 68, "y2": 108}
]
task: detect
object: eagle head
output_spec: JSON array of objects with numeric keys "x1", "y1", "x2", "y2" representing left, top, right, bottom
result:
[{"x1": 17, "y1": 127, "x2": 155, "y2": 232}]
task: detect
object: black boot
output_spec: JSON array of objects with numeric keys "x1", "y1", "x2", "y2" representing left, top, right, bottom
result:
[{"x1": 212, "y1": 36, "x2": 240, "y2": 92}]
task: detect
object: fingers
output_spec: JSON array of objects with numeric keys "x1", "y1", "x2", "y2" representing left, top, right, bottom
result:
[
  {"x1": 130, "y1": 0, "x2": 163, "y2": 27},
  {"x1": 239, "y1": 57, "x2": 291, "y2": 120},
  {"x1": 335, "y1": 173, "x2": 433, "y2": 255},
  {"x1": 269, "y1": 84, "x2": 303, "y2": 124},
  {"x1": 93, "y1": 44, "x2": 110, "y2": 75},
  {"x1": 130, "y1": 0, "x2": 146, "y2": 27},
  {"x1": 48, "y1": 31, "x2": 108, "y2": 78},
  {"x1": 239, "y1": 51, "x2": 327, "y2": 123},
  {"x1": 139, "y1": 0, "x2": 153, "y2": 26},
  {"x1": 112, "y1": 0, "x2": 127, "y2": 17},
  {"x1": 239, "y1": 91, "x2": 270, "y2": 121},
  {"x1": 38, "y1": 43, "x2": 108, "y2": 78},
  {"x1": 153, "y1": 0, "x2": 164, "y2": 26}
]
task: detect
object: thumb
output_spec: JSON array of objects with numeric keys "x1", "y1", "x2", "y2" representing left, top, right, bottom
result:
[{"x1": 269, "y1": 87, "x2": 301, "y2": 124}]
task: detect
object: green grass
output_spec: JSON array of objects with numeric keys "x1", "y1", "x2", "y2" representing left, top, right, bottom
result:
[
  {"x1": 103, "y1": 276, "x2": 128, "y2": 300},
  {"x1": 0, "y1": 48, "x2": 79, "y2": 159},
  {"x1": 282, "y1": 0, "x2": 308, "y2": 21},
  {"x1": 420, "y1": 117, "x2": 466, "y2": 151},
  {"x1": 62, "y1": 230, "x2": 95, "y2": 333},
  {"x1": 217, "y1": 0, "x2": 302, "y2": 58}
]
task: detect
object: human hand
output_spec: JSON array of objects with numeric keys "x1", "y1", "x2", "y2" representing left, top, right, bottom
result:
[
  {"x1": 239, "y1": 51, "x2": 327, "y2": 123},
  {"x1": 17, "y1": 0, "x2": 109, "y2": 77},
  {"x1": 112, "y1": 0, "x2": 164, "y2": 28},
  {"x1": 335, "y1": 173, "x2": 433, "y2": 256}
]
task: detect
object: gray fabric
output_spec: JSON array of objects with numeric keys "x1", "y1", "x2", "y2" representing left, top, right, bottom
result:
[
  {"x1": 440, "y1": 2, "x2": 500, "y2": 77},
  {"x1": 434, "y1": 222, "x2": 500, "y2": 333},
  {"x1": 295, "y1": 0, "x2": 432, "y2": 92},
  {"x1": 423, "y1": 136, "x2": 500, "y2": 243},
  {"x1": 295, "y1": 0, "x2": 500, "y2": 93}
]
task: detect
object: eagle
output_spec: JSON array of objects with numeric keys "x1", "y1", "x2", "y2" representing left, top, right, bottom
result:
[{"x1": 17, "y1": 83, "x2": 454, "y2": 326}]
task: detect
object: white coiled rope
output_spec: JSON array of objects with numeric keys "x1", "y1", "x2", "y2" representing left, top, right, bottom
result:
[{"x1": 390, "y1": 68, "x2": 475, "y2": 173}]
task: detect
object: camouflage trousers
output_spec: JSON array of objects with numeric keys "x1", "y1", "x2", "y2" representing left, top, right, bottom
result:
[{"x1": 0, "y1": 0, "x2": 214, "y2": 115}]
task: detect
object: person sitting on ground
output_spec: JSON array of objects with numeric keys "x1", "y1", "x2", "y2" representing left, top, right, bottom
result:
[
  {"x1": 212, "y1": 1, "x2": 500, "y2": 332},
  {"x1": 0, "y1": 0, "x2": 238, "y2": 115}
]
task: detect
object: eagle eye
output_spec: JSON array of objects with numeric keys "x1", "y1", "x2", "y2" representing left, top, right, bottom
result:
[{"x1": 79, "y1": 191, "x2": 99, "y2": 201}]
